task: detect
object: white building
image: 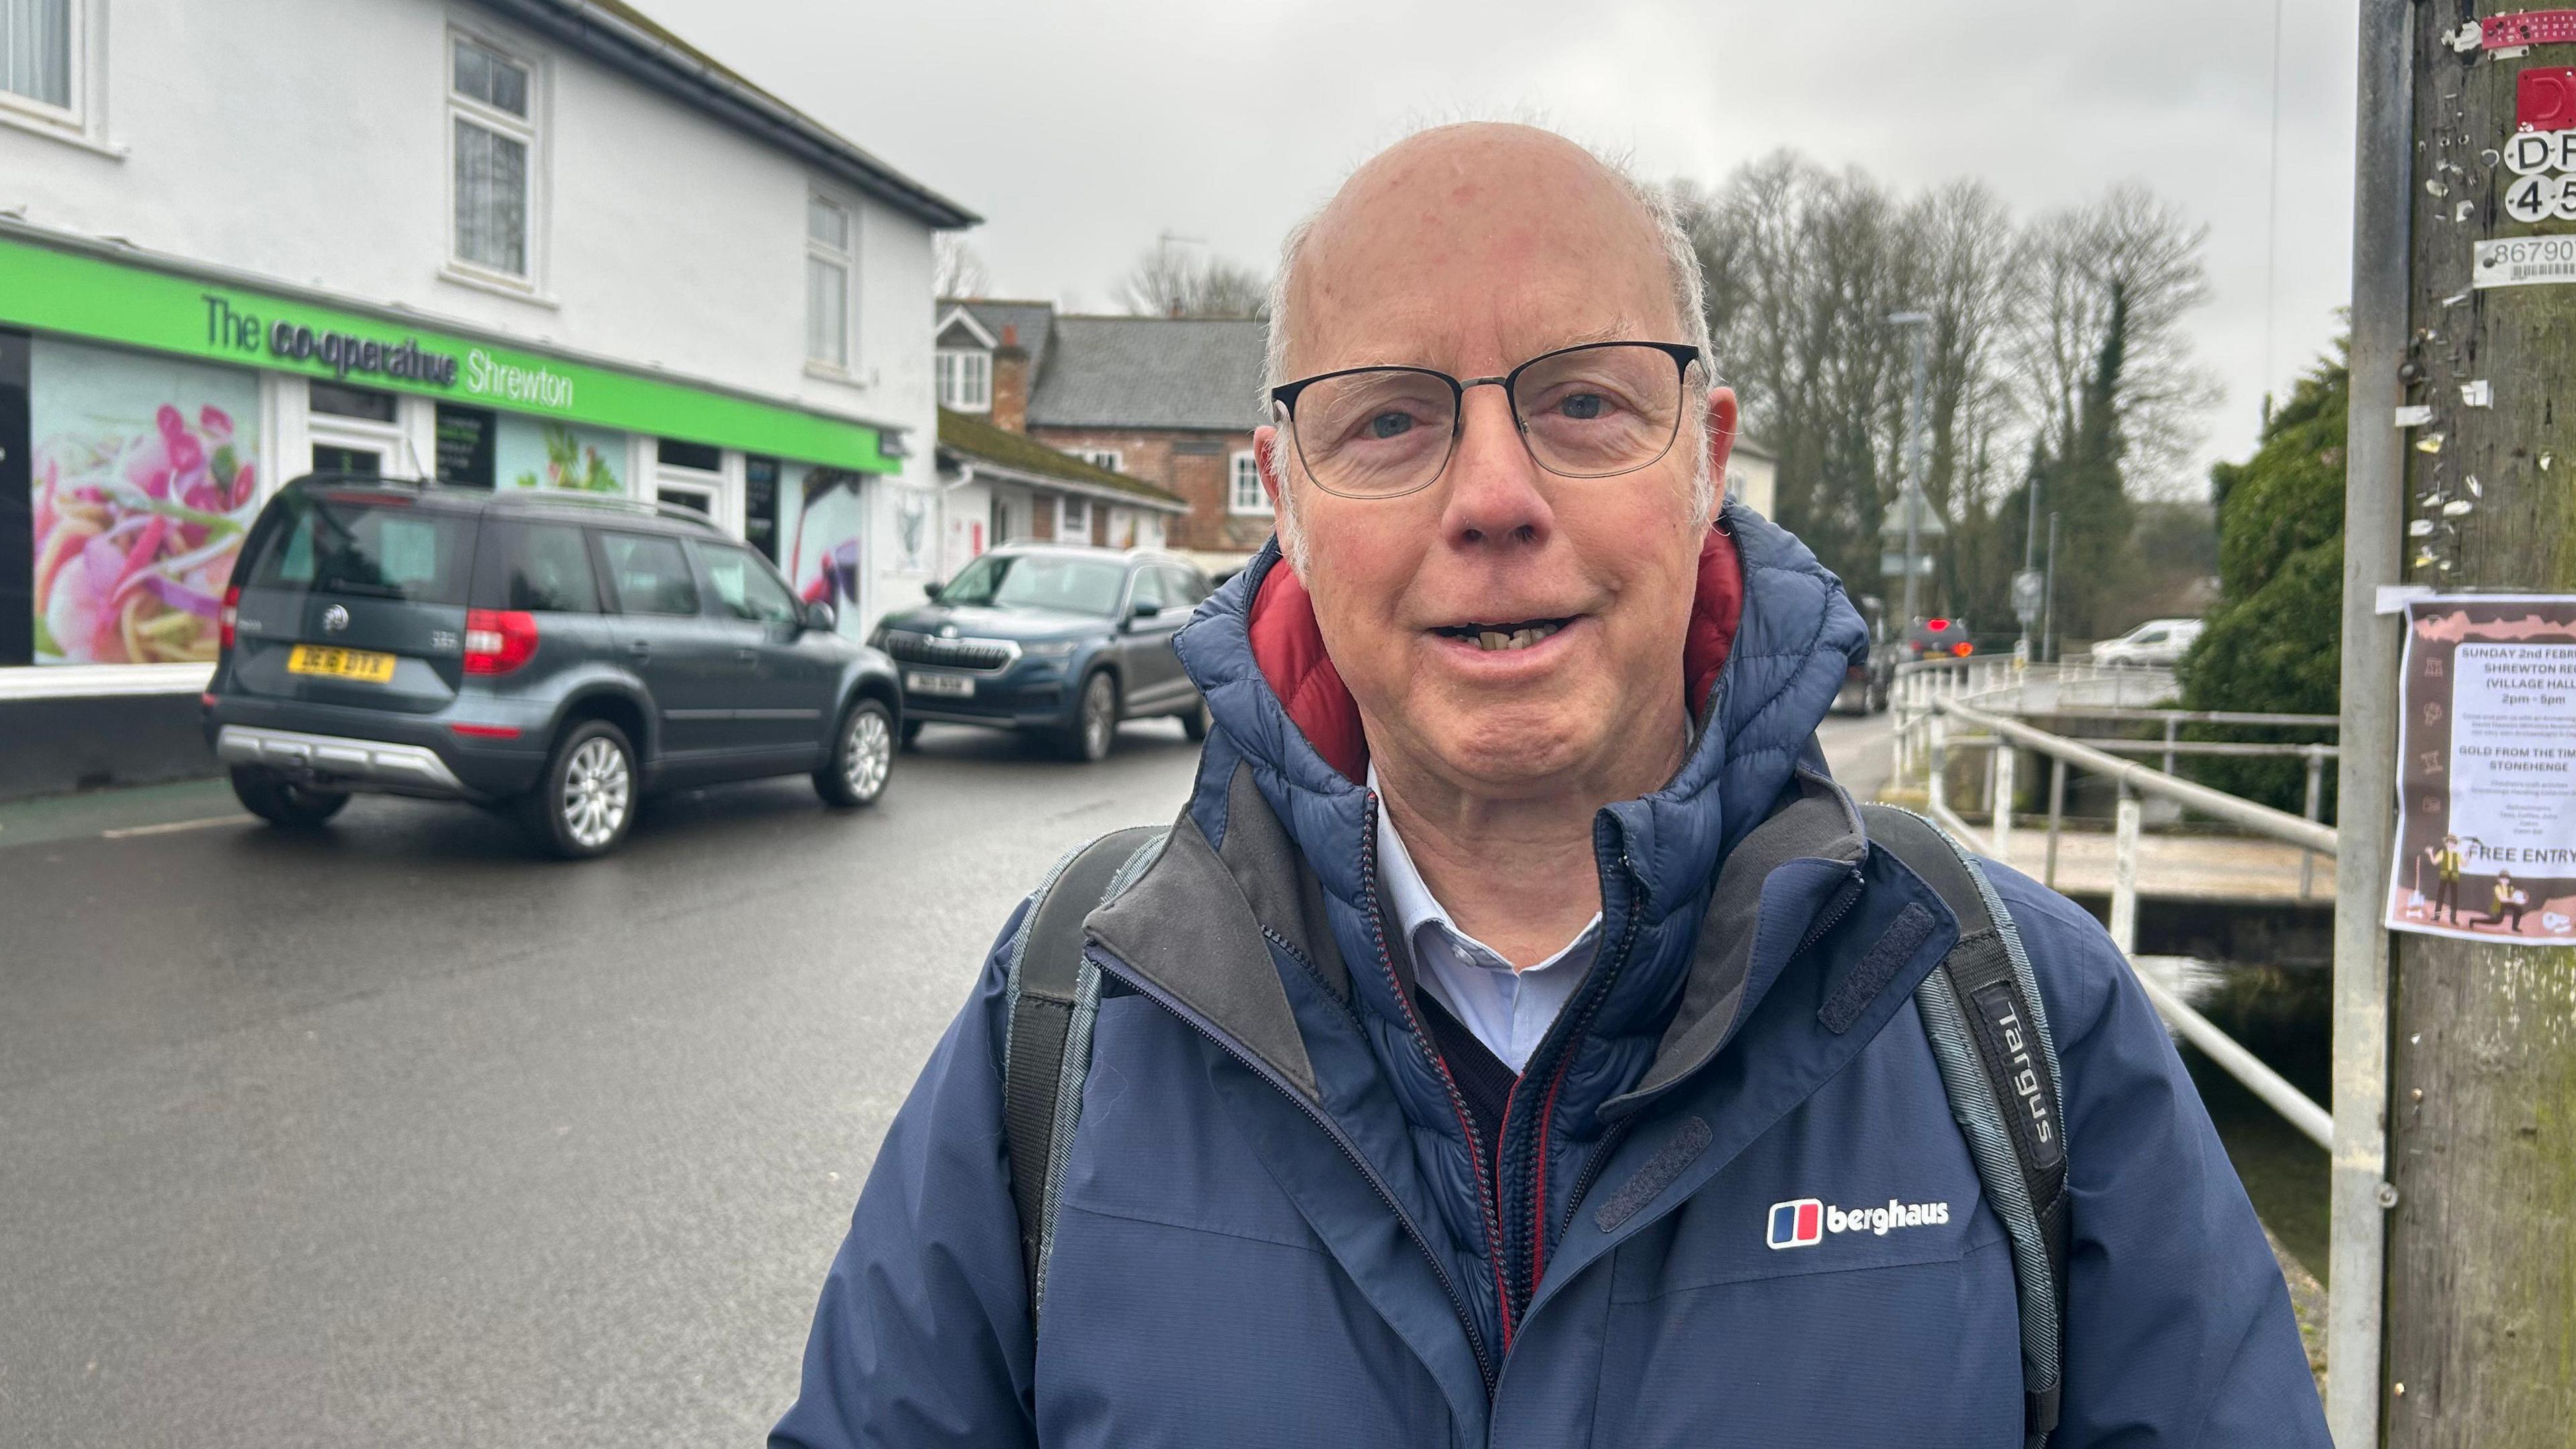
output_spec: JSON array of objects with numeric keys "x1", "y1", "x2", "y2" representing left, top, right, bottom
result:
[
  {"x1": 1725, "y1": 439, "x2": 1777, "y2": 521},
  {"x1": 0, "y1": 0, "x2": 975, "y2": 794}
]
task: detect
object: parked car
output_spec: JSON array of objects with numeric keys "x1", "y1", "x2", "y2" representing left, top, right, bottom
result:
[
  {"x1": 203, "y1": 474, "x2": 903, "y2": 859},
  {"x1": 1833, "y1": 594, "x2": 1895, "y2": 714},
  {"x1": 872, "y1": 543, "x2": 1213, "y2": 761},
  {"x1": 2089, "y1": 616, "x2": 2204, "y2": 668}
]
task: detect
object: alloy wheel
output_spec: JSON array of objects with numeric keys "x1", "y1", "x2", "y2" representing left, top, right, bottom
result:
[
  {"x1": 843, "y1": 707, "x2": 892, "y2": 800},
  {"x1": 562, "y1": 736, "x2": 632, "y2": 849},
  {"x1": 1083, "y1": 676, "x2": 1116, "y2": 759}
]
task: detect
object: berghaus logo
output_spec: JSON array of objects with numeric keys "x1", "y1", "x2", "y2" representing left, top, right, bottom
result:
[{"x1": 1766, "y1": 1196, "x2": 1949, "y2": 1249}]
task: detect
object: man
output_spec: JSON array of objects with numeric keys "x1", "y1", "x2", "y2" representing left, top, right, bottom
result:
[
  {"x1": 2471, "y1": 869, "x2": 2529, "y2": 932},
  {"x1": 773, "y1": 124, "x2": 2326, "y2": 1446},
  {"x1": 2428, "y1": 835, "x2": 2465, "y2": 922}
]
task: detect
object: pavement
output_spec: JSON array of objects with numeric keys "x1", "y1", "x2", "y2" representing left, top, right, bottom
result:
[{"x1": 0, "y1": 708, "x2": 1891, "y2": 1447}]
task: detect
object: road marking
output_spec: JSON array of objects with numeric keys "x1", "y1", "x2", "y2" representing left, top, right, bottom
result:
[{"x1": 100, "y1": 815, "x2": 250, "y2": 839}]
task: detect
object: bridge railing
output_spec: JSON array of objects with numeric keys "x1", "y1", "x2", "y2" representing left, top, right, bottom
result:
[{"x1": 1886, "y1": 661, "x2": 2338, "y2": 1151}]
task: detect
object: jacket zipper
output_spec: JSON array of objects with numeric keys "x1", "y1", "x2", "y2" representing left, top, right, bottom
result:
[
  {"x1": 1790, "y1": 867, "x2": 1866, "y2": 964},
  {"x1": 1099, "y1": 956, "x2": 1499, "y2": 1395},
  {"x1": 1558, "y1": 1116, "x2": 1638, "y2": 1236},
  {"x1": 1358, "y1": 790, "x2": 1517, "y2": 1359},
  {"x1": 1511, "y1": 830, "x2": 1647, "y2": 1319},
  {"x1": 1555, "y1": 863, "x2": 1863, "y2": 1240}
]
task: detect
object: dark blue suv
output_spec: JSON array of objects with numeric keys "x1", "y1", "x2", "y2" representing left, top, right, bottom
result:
[
  {"x1": 870, "y1": 543, "x2": 1212, "y2": 761},
  {"x1": 203, "y1": 474, "x2": 904, "y2": 857}
]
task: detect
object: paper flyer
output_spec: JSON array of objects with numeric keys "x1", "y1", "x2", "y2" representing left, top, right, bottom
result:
[{"x1": 2384, "y1": 595, "x2": 2576, "y2": 945}]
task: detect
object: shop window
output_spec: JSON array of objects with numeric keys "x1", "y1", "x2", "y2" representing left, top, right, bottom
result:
[
  {"x1": 27, "y1": 337, "x2": 261, "y2": 665},
  {"x1": 310, "y1": 380, "x2": 398, "y2": 423},
  {"x1": 450, "y1": 32, "x2": 536, "y2": 279},
  {"x1": 935, "y1": 349, "x2": 988, "y2": 412},
  {"x1": 1230, "y1": 449, "x2": 1269, "y2": 515},
  {"x1": 808, "y1": 195, "x2": 853, "y2": 368},
  {"x1": 743, "y1": 455, "x2": 782, "y2": 562},
  {"x1": 1, "y1": 0, "x2": 71, "y2": 109},
  {"x1": 312, "y1": 445, "x2": 384, "y2": 477},
  {"x1": 435, "y1": 405, "x2": 497, "y2": 488},
  {"x1": 656, "y1": 437, "x2": 721, "y2": 472}
]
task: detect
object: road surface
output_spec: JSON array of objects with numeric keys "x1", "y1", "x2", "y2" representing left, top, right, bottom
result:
[{"x1": 0, "y1": 709, "x2": 1892, "y2": 1446}]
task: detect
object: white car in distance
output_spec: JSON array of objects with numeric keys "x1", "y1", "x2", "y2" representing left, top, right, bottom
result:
[{"x1": 2089, "y1": 617, "x2": 2205, "y2": 668}]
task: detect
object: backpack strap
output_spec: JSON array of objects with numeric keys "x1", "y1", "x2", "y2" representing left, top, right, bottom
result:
[
  {"x1": 1860, "y1": 804, "x2": 2070, "y2": 1447},
  {"x1": 1002, "y1": 824, "x2": 1164, "y2": 1317}
]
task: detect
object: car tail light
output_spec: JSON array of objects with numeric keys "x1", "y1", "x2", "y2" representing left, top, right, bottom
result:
[
  {"x1": 463, "y1": 608, "x2": 539, "y2": 674},
  {"x1": 219, "y1": 584, "x2": 240, "y2": 651},
  {"x1": 1951, "y1": 641, "x2": 1974, "y2": 657}
]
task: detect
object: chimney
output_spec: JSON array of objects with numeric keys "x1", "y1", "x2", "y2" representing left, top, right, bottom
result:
[{"x1": 991, "y1": 322, "x2": 1030, "y2": 433}]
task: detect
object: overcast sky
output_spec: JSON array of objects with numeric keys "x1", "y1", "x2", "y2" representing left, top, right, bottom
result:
[{"x1": 651, "y1": 0, "x2": 2361, "y2": 487}]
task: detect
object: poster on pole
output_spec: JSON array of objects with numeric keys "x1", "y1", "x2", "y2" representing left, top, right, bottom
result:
[{"x1": 2384, "y1": 595, "x2": 2576, "y2": 944}]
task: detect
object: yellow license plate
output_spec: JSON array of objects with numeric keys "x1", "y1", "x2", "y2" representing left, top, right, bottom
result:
[{"x1": 286, "y1": 644, "x2": 398, "y2": 684}]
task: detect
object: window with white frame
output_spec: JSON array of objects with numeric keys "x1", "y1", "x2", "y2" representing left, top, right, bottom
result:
[
  {"x1": 1058, "y1": 494, "x2": 1091, "y2": 540},
  {"x1": 450, "y1": 32, "x2": 535, "y2": 278},
  {"x1": 935, "y1": 350, "x2": 990, "y2": 411},
  {"x1": 1075, "y1": 448, "x2": 1122, "y2": 472},
  {"x1": 808, "y1": 195, "x2": 853, "y2": 367},
  {"x1": 1, "y1": 0, "x2": 72, "y2": 111},
  {"x1": 1230, "y1": 449, "x2": 1269, "y2": 515}
]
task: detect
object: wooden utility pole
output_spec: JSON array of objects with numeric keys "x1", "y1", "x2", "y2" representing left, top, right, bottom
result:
[{"x1": 2377, "y1": 5, "x2": 2576, "y2": 1442}]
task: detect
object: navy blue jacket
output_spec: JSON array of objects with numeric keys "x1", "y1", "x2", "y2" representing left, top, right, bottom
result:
[{"x1": 775, "y1": 509, "x2": 2328, "y2": 1447}]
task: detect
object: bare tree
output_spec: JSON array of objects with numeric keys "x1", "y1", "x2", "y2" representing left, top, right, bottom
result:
[
  {"x1": 2010, "y1": 186, "x2": 2221, "y2": 498},
  {"x1": 934, "y1": 234, "x2": 989, "y2": 301},
  {"x1": 1677, "y1": 153, "x2": 2218, "y2": 623},
  {"x1": 1116, "y1": 239, "x2": 1270, "y2": 319},
  {"x1": 1683, "y1": 155, "x2": 1917, "y2": 592}
]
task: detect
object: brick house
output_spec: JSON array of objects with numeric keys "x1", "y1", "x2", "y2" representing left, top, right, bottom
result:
[{"x1": 935, "y1": 301, "x2": 1271, "y2": 572}]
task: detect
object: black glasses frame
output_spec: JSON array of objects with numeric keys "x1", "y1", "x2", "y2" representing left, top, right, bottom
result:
[{"x1": 1267, "y1": 340, "x2": 1703, "y2": 500}]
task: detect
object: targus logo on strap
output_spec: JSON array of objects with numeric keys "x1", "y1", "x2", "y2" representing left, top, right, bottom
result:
[
  {"x1": 1767, "y1": 1196, "x2": 1950, "y2": 1250},
  {"x1": 1969, "y1": 979, "x2": 2059, "y2": 1169}
]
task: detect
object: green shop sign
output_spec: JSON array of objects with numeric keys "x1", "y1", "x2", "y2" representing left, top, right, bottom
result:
[{"x1": 0, "y1": 233, "x2": 898, "y2": 474}]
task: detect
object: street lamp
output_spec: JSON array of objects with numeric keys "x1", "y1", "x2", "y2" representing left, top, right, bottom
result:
[{"x1": 1887, "y1": 311, "x2": 1933, "y2": 627}]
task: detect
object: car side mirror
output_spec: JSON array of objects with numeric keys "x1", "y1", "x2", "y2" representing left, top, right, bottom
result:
[
  {"x1": 804, "y1": 601, "x2": 837, "y2": 633},
  {"x1": 922, "y1": 580, "x2": 943, "y2": 602},
  {"x1": 1130, "y1": 598, "x2": 1160, "y2": 624}
]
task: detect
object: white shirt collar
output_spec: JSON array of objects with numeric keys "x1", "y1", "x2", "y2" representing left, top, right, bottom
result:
[{"x1": 1369, "y1": 764, "x2": 1599, "y2": 1073}]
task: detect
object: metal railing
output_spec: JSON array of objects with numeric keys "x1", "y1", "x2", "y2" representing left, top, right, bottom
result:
[{"x1": 1890, "y1": 662, "x2": 2339, "y2": 1152}]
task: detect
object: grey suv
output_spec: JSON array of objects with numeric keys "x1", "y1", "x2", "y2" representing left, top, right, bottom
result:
[
  {"x1": 870, "y1": 543, "x2": 1212, "y2": 761},
  {"x1": 203, "y1": 474, "x2": 904, "y2": 857}
]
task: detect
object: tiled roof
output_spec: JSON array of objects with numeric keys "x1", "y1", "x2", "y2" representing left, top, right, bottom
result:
[
  {"x1": 940, "y1": 299, "x2": 1056, "y2": 371},
  {"x1": 936, "y1": 408, "x2": 1185, "y2": 510},
  {"x1": 1028, "y1": 315, "x2": 1269, "y2": 432}
]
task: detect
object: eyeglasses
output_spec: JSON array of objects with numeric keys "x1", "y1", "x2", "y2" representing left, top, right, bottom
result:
[{"x1": 1268, "y1": 340, "x2": 1703, "y2": 500}]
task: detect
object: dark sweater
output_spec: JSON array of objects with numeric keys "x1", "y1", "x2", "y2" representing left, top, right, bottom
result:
[{"x1": 1415, "y1": 989, "x2": 1517, "y2": 1212}]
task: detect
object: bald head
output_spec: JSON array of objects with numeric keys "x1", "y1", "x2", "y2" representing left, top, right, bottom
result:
[
  {"x1": 1266, "y1": 124, "x2": 1710, "y2": 398},
  {"x1": 1246, "y1": 119, "x2": 1738, "y2": 822}
]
